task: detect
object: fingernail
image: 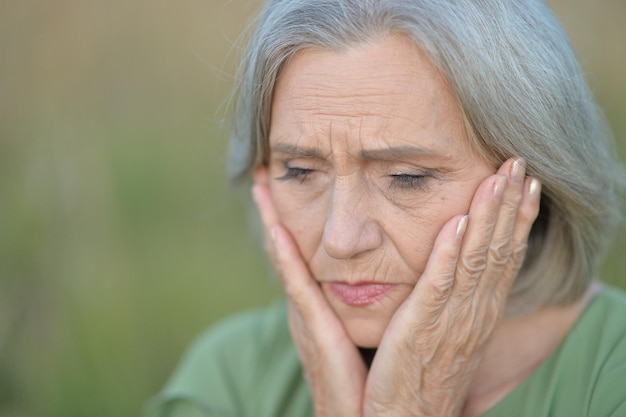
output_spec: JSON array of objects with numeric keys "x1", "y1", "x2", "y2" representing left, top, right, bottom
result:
[
  {"x1": 493, "y1": 176, "x2": 507, "y2": 202},
  {"x1": 456, "y1": 215, "x2": 468, "y2": 238},
  {"x1": 510, "y1": 159, "x2": 525, "y2": 184},
  {"x1": 270, "y1": 225, "x2": 278, "y2": 243},
  {"x1": 529, "y1": 177, "x2": 541, "y2": 197}
]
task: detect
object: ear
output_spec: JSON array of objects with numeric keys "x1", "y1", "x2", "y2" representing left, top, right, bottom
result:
[{"x1": 252, "y1": 165, "x2": 270, "y2": 186}]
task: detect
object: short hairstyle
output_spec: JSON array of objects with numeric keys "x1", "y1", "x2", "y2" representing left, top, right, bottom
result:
[{"x1": 228, "y1": 0, "x2": 625, "y2": 315}]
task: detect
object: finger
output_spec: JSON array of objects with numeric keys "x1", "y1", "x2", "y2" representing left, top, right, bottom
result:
[
  {"x1": 449, "y1": 170, "x2": 509, "y2": 301},
  {"x1": 252, "y1": 173, "x2": 339, "y2": 326},
  {"x1": 469, "y1": 158, "x2": 526, "y2": 302},
  {"x1": 407, "y1": 214, "x2": 468, "y2": 316},
  {"x1": 476, "y1": 160, "x2": 540, "y2": 300},
  {"x1": 512, "y1": 176, "x2": 541, "y2": 247},
  {"x1": 271, "y1": 223, "x2": 339, "y2": 326},
  {"x1": 251, "y1": 181, "x2": 280, "y2": 260},
  {"x1": 252, "y1": 186, "x2": 278, "y2": 226},
  {"x1": 494, "y1": 175, "x2": 541, "y2": 296},
  {"x1": 442, "y1": 160, "x2": 523, "y2": 340},
  {"x1": 451, "y1": 158, "x2": 525, "y2": 292},
  {"x1": 485, "y1": 158, "x2": 526, "y2": 270}
]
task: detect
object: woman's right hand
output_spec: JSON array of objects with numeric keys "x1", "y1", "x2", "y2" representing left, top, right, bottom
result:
[{"x1": 252, "y1": 168, "x2": 367, "y2": 417}]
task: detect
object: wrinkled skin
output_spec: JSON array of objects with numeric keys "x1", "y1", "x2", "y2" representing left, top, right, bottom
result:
[{"x1": 251, "y1": 35, "x2": 541, "y2": 417}]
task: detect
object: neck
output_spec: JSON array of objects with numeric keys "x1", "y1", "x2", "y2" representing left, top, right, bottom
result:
[{"x1": 462, "y1": 283, "x2": 599, "y2": 417}]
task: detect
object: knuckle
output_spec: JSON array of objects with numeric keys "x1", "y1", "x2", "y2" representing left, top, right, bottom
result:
[
  {"x1": 458, "y1": 249, "x2": 487, "y2": 279},
  {"x1": 425, "y1": 275, "x2": 454, "y2": 304},
  {"x1": 510, "y1": 244, "x2": 528, "y2": 268},
  {"x1": 487, "y1": 241, "x2": 512, "y2": 267},
  {"x1": 484, "y1": 293, "x2": 503, "y2": 325},
  {"x1": 451, "y1": 284, "x2": 477, "y2": 307},
  {"x1": 517, "y1": 202, "x2": 540, "y2": 224},
  {"x1": 504, "y1": 191, "x2": 523, "y2": 208}
]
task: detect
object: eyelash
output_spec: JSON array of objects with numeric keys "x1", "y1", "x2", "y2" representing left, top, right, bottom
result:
[
  {"x1": 389, "y1": 174, "x2": 430, "y2": 191},
  {"x1": 276, "y1": 166, "x2": 313, "y2": 183},
  {"x1": 276, "y1": 163, "x2": 432, "y2": 191}
]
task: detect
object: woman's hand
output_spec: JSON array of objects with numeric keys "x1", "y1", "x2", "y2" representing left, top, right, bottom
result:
[
  {"x1": 364, "y1": 158, "x2": 541, "y2": 417},
  {"x1": 253, "y1": 168, "x2": 367, "y2": 417},
  {"x1": 252, "y1": 158, "x2": 541, "y2": 417}
]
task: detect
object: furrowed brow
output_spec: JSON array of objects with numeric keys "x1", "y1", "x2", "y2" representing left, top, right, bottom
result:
[
  {"x1": 360, "y1": 145, "x2": 440, "y2": 161},
  {"x1": 271, "y1": 142, "x2": 326, "y2": 159}
]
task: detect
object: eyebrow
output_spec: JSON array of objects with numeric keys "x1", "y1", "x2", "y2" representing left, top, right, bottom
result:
[
  {"x1": 271, "y1": 142, "x2": 327, "y2": 159},
  {"x1": 360, "y1": 145, "x2": 441, "y2": 161},
  {"x1": 271, "y1": 142, "x2": 441, "y2": 161}
]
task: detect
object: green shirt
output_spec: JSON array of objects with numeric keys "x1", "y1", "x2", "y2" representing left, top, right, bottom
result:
[{"x1": 145, "y1": 287, "x2": 626, "y2": 417}]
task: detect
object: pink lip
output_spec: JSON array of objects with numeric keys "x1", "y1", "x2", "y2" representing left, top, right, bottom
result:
[{"x1": 327, "y1": 282, "x2": 395, "y2": 307}]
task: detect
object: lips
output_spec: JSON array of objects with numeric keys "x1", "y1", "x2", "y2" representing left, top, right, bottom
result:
[{"x1": 326, "y1": 282, "x2": 396, "y2": 307}]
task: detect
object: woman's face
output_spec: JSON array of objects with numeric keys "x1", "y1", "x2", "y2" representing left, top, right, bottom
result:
[{"x1": 264, "y1": 34, "x2": 495, "y2": 348}]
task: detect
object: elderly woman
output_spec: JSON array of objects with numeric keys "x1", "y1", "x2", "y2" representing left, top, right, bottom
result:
[{"x1": 146, "y1": 0, "x2": 626, "y2": 416}]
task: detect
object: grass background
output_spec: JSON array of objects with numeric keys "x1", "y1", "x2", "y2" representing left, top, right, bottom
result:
[{"x1": 0, "y1": 1, "x2": 624, "y2": 416}]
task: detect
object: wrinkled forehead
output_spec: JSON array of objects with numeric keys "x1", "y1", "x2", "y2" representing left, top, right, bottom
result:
[{"x1": 269, "y1": 34, "x2": 473, "y2": 158}]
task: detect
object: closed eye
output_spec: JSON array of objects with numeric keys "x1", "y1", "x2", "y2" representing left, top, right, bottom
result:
[
  {"x1": 389, "y1": 174, "x2": 430, "y2": 191},
  {"x1": 276, "y1": 166, "x2": 313, "y2": 183}
]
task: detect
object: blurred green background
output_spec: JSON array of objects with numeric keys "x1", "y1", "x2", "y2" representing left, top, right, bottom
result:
[{"x1": 0, "y1": 1, "x2": 624, "y2": 416}]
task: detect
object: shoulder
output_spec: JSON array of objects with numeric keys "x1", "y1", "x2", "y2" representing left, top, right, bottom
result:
[
  {"x1": 580, "y1": 285, "x2": 626, "y2": 363},
  {"x1": 483, "y1": 285, "x2": 626, "y2": 417},
  {"x1": 185, "y1": 301, "x2": 292, "y2": 362},
  {"x1": 585, "y1": 286, "x2": 626, "y2": 416},
  {"x1": 547, "y1": 285, "x2": 626, "y2": 416},
  {"x1": 144, "y1": 301, "x2": 309, "y2": 417}
]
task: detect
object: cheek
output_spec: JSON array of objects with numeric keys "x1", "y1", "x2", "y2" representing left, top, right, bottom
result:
[
  {"x1": 388, "y1": 188, "x2": 476, "y2": 271},
  {"x1": 269, "y1": 185, "x2": 326, "y2": 260},
  {"x1": 385, "y1": 204, "x2": 444, "y2": 267}
]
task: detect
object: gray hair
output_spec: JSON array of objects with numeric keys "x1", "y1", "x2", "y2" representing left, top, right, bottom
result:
[{"x1": 228, "y1": 0, "x2": 625, "y2": 315}]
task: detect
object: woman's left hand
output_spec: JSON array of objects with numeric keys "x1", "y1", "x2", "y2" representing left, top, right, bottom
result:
[{"x1": 363, "y1": 158, "x2": 541, "y2": 417}]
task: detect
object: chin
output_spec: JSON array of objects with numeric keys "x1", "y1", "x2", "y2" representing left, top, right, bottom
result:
[
  {"x1": 340, "y1": 315, "x2": 388, "y2": 348},
  {"x1": 322, "y1": 284, "x2": 413, "y2": 348}
]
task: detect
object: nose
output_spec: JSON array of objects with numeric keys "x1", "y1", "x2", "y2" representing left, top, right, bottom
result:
[{"x1": 322, "y1": 178, "x2": 383, "y2": 259}]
